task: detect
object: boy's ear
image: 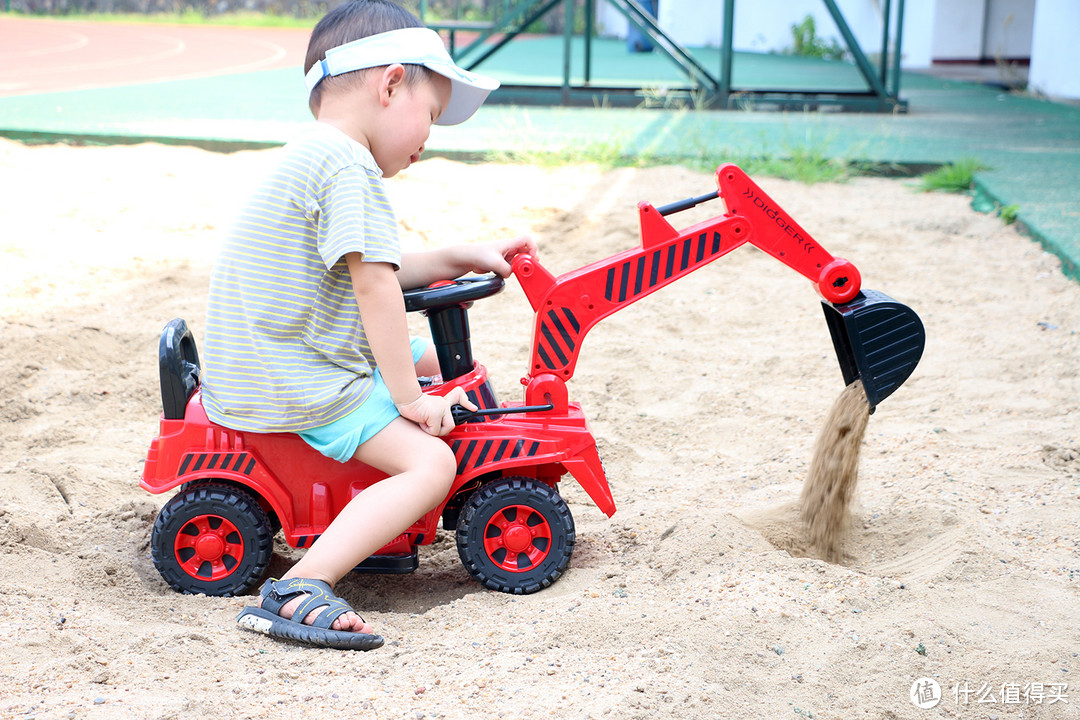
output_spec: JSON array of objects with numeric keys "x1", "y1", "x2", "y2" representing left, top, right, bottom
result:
[{"x1": 377, "y1": 63, "x2": 407, "y2": 107}]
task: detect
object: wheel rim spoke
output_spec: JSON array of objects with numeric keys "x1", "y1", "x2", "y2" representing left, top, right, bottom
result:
[
  {"x1": 174, "y1": 514, "x2": 244, "y2": 581},
  {"x1": 483, "y1": 504, "x2": 552, "y2": 572}
]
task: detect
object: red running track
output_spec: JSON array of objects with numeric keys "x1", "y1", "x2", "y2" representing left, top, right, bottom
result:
[{"x1": 0, "y1": 16, "x2": 310, "y2": 97}]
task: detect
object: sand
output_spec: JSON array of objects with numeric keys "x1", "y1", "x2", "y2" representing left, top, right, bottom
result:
[
  {"x1": 2, "y1": 138, "x2": 1079, "y2": 719},
  {"x1": 799, "y1": 380, "x2": 872, "y2": 562}
]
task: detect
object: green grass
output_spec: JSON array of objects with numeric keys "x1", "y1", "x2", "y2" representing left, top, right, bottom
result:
[
  {"x1": 5, "y1": 9, "x2": 320, "y2": 28},
  {"x1": 928, "y1": 160, "x2": 1020, "y2": 226},
  {"x1": 487, "y1": 138, "x2": 856, "y2": 185},
  {"x1": 998, "y1": 203, "x2": 1019, "y2": 224},
  {"x1": 917, "y1": 157, "x2": 988, "y2": 193}
]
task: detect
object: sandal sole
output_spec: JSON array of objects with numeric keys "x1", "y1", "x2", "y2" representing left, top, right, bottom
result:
[{"x1": 236, "y1": 606, "x2": 384, "y2": 651}]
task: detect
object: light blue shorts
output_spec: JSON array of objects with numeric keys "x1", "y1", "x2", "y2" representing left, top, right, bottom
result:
[{"x1": 299, "y1": 337, "x2": 430, "y2": 463}]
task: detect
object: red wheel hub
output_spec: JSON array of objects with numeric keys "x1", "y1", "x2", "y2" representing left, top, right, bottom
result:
[
  {"x1": 483, "y1": 505, "x2": 552, "y2": 572},
  {"x1": 174, "y1": 514, "x2": 244, "y2": 581}
]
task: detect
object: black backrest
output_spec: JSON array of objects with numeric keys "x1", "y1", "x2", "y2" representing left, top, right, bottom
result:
[{"x1": 159, "y1": 318, "x2": 201, "y2": 420}]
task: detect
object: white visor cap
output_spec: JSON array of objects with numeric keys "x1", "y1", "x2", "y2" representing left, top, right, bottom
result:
[{"x1": 305, "y1": 27, "x2": 500, "y2": 126}]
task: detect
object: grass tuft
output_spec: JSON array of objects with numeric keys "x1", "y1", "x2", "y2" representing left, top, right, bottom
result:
[
  {"x1": 917, "y1": 157, "x2": 988, "y2": 193},
  {"x1": 486, "y1": 134, "x2": 857, "y2": 185}
]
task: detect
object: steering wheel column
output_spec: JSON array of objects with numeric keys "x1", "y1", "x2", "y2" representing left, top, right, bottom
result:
[{"x1": 403, "y1": 276, "x2": 505, "y2": 380}]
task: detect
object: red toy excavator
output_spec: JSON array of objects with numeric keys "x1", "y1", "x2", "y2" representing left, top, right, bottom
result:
[{"x1": 141, "y1": 164, "x2": 924, "y2": 597}]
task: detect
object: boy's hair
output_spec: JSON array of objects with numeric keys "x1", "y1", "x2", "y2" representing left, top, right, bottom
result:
[{"x1": 305, "y1": 0, "x2": 435, "y2": 116}]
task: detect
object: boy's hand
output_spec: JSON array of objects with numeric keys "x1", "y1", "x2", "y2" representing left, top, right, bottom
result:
[
  {"x1": 395, "y1": 388, "x2": 477, "y2": 437},
  {"x1": 470, "y1": 236, "x2": 538, "y2": 277}
]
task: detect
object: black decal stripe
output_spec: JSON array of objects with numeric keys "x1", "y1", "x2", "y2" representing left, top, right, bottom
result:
[
  {"x1": 192, "y1": 454, "x2": 207, "y2": 472},
  {"x1": 179, "y1": 454, "x2": 194, "y2": 476},
  {"x1": 537, "y1": 343, "x2": 555, "y2": 370},
  {"x1": 562, "y1": 307, "x2": 580, "y2": 333},
  {"x1": 547, "y1": 310, "x2": 576, "y2": 352},
  {"x1": 680, "y1": 237, "x2": 692, "y2": 271},
  {"x1": 528, "y1": 441, "x2": 540, "y2": 456},
  {"x1": 696, "y1": 232, "x2": 707, "y2": 263},
  {"x1": 650, "y1": 249, "x2": 661, "y2": 287},
  {"x1": 605, "y1": 267, "x2": 615, "y2": 301},
  {"x1": 617, "y1": 261, "x2": 630, "y2": 302},
  {"x1": 206, "y1": 454, "x2": 221, "y2": 470},
  {"x1": 232, "y1": 454, "x2": 247, "y2": 472},
  {"x1": 457, "y1": 440, "x2": 477, "y2": 475},
  {"x1": 243, "y1": 457, "x2": 255, "y2": 475},
  {"x1": 665, "y1": 244, "x2": 677, "y2": 279},
  {"x1": 712, "y1": 230, "x2": 722, "y2": 255},
  {"x1": 465, "y1": 390, "x2": 485, "y2": 421},
  {"x1": 220, "y1": 453, "x2": 233, "y2": 471},
  {"x1": 633, "y1": 255, "x2": 645, "y2": 295},
  {"x1": 512, "y1": 439, "x2": 525, "y2": 458},
  {"x1": 474, "y1": 440, "x2": 493, "y2": 469},
  {"x1": 297, "y1": 534, "x2": 321, "y2": 549},
  {"x1": 493, "y1": 439, "x2": 509, "y2": 462},
  {"x1": 541, "y1": 324, "x2": 569, "y2": 366}
]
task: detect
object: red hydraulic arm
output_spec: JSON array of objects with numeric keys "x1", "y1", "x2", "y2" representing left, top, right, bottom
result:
[{"x1": 512, "y1": 164, "x2": 862, "y2": 386}]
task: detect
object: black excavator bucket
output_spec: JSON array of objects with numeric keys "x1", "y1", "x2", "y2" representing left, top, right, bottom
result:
[{"x1": 822, "y1": 289, "x2": 925, "y2": 413}]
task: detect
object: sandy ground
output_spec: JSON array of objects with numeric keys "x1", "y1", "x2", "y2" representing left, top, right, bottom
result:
[{"x1": 1, "y1": 138, "x2": 1078, "y2": 720}]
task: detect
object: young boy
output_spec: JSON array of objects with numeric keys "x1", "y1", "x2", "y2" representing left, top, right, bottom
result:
[{"x1": 213, "y1": 0, "x2": 536, "y2": 650}]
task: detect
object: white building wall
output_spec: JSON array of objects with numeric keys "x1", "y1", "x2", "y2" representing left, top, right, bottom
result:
[
  {"x1": 931, "y1": 0, "x2": 1034, "y2": 61},
  {"x1": 931, "y1": 0, "x2": 987, "y2": 59},
  {"x1": 595, "y1": 0, "x2": 936, "y2": 68},
  {"x1": 1029, "y1": 0, "x2": 1080, "y2": 100},
  {"x1": 983, "y1": 0, "x2": 1035, "y2": 59}
]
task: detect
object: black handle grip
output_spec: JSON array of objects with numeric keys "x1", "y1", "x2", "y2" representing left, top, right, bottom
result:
[
  {"x1": 656, "y1": 190, "x2": 719, "y2": 216},
  {"x1": 452, "y1": 403, "x2": 555, "y2": 425}
]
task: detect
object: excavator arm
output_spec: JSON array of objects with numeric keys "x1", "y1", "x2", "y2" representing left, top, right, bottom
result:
[{"x1": 513, "y1": 164, "x2": 924, "y2": 412}]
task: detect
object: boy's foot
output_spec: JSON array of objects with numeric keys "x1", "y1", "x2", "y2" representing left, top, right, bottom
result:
[
  {"x1": 236, "y1": 578, "x2": 384, "y2": 650},
  {"x1": 263, "y1": 589, "x2": 374, "y2": 633}
]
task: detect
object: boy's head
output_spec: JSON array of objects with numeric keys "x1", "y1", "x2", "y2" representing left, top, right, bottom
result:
[{"x1": 304, "y1": 0, "x2": 498, "y2": 124}]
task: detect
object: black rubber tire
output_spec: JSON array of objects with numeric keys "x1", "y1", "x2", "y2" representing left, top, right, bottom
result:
[
  {"x1": 456, "y1": 477, "x2": 575, "y2": 595},
  {"x1": 151, "y1": 482, "x2": 274, "y2": 597}
]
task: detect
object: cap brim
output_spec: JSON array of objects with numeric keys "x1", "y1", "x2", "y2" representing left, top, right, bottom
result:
[
  {"x1": 426, "y1": 62, "x2": 500, "y2": 126},
  {"x1": 306, "y1": 28, "x2": 500, "y2": 125}
]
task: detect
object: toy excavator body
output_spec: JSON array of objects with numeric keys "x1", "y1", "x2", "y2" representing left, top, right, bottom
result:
[{"x1": 141, "y1": 165, "x2": 925, "y2": 597}]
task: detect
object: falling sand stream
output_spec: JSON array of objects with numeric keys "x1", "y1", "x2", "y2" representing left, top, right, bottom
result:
[
  {"x1": 799, "y1": 380, "x2": 871, "y2": 561},
  {"x1": 743, "y1": 380, "x2": 871, "y2": 562}
]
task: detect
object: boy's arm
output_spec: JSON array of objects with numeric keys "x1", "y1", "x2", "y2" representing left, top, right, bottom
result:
[
  {"x1": 346, "y1": 254, "x2": 474, "y2": 436},
  {"x1": 396, "y1": 236, "x2": 537, "y2": 289}
]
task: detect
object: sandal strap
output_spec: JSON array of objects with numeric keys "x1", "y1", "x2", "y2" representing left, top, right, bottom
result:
[{"x1": 260, "y1": 578, "x2": 357, "y2": 630}]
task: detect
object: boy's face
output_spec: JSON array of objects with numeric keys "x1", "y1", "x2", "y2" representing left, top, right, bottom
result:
[{"x1": 370, "y1": 72, "x2": 452, "y2": 178}]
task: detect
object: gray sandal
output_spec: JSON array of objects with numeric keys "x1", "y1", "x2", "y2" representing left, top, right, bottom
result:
[{"x1": 236, "y1": 578, "x2": 384, "y2": 650}]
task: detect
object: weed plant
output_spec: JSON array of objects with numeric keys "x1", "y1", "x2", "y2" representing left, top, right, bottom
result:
[{"x1": 917, "y1": 158, "x2": 987, "y2": 193}]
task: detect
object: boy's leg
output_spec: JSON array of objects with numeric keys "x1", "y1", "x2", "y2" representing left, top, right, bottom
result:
[
  {"x1": 415, "y1": 342, "x2": 440, "y2": 377},
  {"x1": 262, "y1": 417, "x2": 456, "y2": 632}
]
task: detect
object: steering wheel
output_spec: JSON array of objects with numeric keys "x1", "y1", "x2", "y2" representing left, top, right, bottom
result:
[{"x1": 403, "y1": 275, "x2": 505, "y2": 312}]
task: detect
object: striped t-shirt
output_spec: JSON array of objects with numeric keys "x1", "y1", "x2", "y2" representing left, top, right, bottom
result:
[{"x1": 202, "y1": 123, "x2": 400, "y2": 433}]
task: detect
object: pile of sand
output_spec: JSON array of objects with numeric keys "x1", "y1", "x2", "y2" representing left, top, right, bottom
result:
[{"x1": 2, "y1": 139, "x2": 1078, "y2": 719}]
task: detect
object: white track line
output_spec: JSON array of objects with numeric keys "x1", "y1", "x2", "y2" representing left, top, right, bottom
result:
[
  {"x1": 0, "y1": 28, "x2": 295, "y2": 96},
  {"x1": 143, "y1": 36, "x2": 291, "y2": 84},
  {"x1": 0, "y1": 28, "x2": 90, "y2": 60},
  {"x1": 13, "y1": 32, "x2": 187, "y2": 78}
]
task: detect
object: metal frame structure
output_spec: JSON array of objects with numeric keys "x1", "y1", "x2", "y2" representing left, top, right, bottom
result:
[{"x1": 422, "y1": 0, "x2": 907, "y2": 112}]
